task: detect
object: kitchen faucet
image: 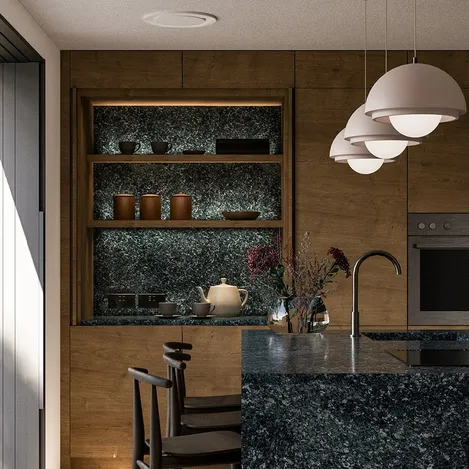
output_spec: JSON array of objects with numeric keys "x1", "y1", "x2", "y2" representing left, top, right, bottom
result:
[{"x1": 351, "y1": 250, "x2": 402, "y2": 338}]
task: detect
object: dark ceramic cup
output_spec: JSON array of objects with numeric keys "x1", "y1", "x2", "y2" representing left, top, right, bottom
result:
[
  {"x1": 119, "y1": 141, "x2": 140, "y2": 154},
  {"x1": 192, "y1": 303, "x2": 216, "y2": 317},
  {"x1": 151, "y1": 141, "x2": 171, "y2": 154}
]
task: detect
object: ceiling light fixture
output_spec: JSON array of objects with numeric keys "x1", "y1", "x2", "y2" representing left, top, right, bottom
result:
[
  {"x1": 142, "y1": 11, "x2": 217, "y2": 28},
  {"x1": 330, "y1": 130, "x2": 385, "y2": 175},
  {"x1": 344, "y1": 0, "x2": 421, "y2": 160},
  {"x1": 365, "y1": 0, "x2": 466, "y2": 138}
]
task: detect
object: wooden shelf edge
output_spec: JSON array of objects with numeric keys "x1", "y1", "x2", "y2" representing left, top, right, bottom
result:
[
  {"x1": 88, "y1": 220, "x2": 283, "y2": 229},
  {"x1": 87, "y1": 154, "x2": 283, "y2": 164}
]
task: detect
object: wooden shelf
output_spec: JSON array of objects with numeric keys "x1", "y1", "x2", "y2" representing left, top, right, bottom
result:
[
  {"x1": 87, "y1": 154, "x2": 282, "y2": 164},
  {"x1": 88, "y1": 220, "x2": 283, "y2": 229}
]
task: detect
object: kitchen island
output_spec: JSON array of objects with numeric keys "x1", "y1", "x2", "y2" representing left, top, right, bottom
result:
[{"x1": 242, "y1": 330, "x2": 469, "y2": 469}]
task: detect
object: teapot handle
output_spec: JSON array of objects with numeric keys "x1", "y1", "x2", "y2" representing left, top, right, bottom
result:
[{"x1": 239, "y1": 289, "x2": 249, "y2": 309}]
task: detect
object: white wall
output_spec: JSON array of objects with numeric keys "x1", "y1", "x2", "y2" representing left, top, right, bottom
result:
[{"x1": 0, "y1": 2, "x2": 60, "y2": 469}]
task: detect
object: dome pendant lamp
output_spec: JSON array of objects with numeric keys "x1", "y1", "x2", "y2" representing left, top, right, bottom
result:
[
  {"x1": 330, "y1": 129, "x2": 392, "y2": 175},
  {"x1": 365, "y1": 0, "x2": 466, "y2": 138},
  {"x1": 345, "y1": 0, "x2": 422, "y2": 159}
]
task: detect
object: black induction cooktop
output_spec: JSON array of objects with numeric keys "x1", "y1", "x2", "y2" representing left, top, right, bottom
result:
[{"x1": 389, "y1": 349, "x2": 469, "y2": 366}]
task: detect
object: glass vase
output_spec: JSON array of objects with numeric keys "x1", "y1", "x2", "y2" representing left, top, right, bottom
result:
[
  {"x1": 290, "y1": 296, "x2": 329, "y2": 334},
  {"x1": 267, "y1": 296, "x2": 291, "y2": 334}
]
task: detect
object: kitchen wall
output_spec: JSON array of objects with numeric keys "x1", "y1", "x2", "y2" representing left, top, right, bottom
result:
[
  {"x1": 61, "y1": 49, "x2": 469, "y2": 469},
  {"x1": 61, "y1": 50, "x2": 469, "y2": 330},
  {"x1": 2, "y1": 2, "x2": 61, "y2": 469}
]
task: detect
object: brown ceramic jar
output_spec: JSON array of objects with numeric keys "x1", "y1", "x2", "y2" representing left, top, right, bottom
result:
[
  {"x1": 170, "y1": 193, "x2": 192, "y2": 220},
  {"x1": 113, "y1": 194, "x2": 136, "y2": 220},
  {"x1": 140, "y1": 194, "x2": 162, "y2": 220}
]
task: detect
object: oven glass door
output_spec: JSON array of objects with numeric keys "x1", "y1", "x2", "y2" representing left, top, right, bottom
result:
[{"x1": 409, "y1": 236, "x2": 469, "y2": 325}]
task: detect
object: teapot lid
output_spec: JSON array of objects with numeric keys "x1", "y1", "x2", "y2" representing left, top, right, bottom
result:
[{"x1": 212, "y1": 278, "x2": 236, "y2": 288}]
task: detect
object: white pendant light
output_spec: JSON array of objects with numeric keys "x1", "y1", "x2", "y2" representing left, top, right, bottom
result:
[
  {"x1": 365, "y1": 0, "x2": 466, "y2": 138},
  {"x1": 345, "y1": 104, "x2": 421, "y2": 159},
  {"x1": 345, "y1": 0, "x2": 421, "y2": 159},
  {"x1": 348, "y1": 158, "x2": 384, "y2": 175},
  {"x1": 330, "y1": 130, "x2": 384, "y2": 175}
]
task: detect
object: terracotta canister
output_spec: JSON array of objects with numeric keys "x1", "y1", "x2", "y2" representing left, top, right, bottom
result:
[
  {"x1": 113, "y1": 194, "x2": 136, "y2": 220},
  {"x1": 170, "y1": 193, "x2": 192, "y2": 220},
  {"x1": 140, "y1": 194, "x2": 162, "y2": 220}
]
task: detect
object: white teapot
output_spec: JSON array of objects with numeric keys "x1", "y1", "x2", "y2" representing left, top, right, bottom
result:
[{"x1": 197, "y1": 278, "x2": 249, "y2": 317}]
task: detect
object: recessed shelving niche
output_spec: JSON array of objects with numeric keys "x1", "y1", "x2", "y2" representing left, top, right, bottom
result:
[{"x1": 73, "y1": 89, "x2": 292, "y2": 323}]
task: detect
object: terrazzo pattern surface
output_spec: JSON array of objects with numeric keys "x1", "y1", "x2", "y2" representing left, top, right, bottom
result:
[
  {"x1": 364, "y1": 331, "x2": 469, "y2": 341},
  {"x1": 80, "y1": 315, "x2": 267, "y2": 326},
  {"x1": 242, "y1": 373, "x2": 469, "y2": 469},
  {"x1": 93, "y1": 106, "x2": 282, "y2": 155},
  {"x1": 93, "y1": 163, "x2": 281, "y2": 220},
  {"x1": 93, "y1": 229, "x2": 279, "y2": 316},
  {"x1": 242, "y1": 331, "x2": 469, "y2": 468}
]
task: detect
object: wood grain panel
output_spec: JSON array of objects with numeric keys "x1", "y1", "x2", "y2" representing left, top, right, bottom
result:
[
  {"x1": 70, "y1": 326, "x2": 182, "y2": 462},
  {"x1": 295, "y1": 89, "x2": 407, "y2": 327},
  {"x1": 295, "y1": 51, "x2": 407, "y2": 89},
  {"x1": 60, "y1": 50, "x2": 72, "y2": 469},
  {"x1": 183, "y1": 51, "x2": 294, "y2": 88},
  {"x1": 181, "y1": 326, "x2": 267, "y2": 396},
  {"x1": 70, "y1": 51, "x2": 182, "y2": 88},
  {"x1": 412, "y1": 51, "x2": 469, "y2": 89},
  {"x1": 408, "y1": 89, "x2": 469, "y2": 213}
]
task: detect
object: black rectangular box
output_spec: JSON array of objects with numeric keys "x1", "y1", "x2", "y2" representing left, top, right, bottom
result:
[{"x1": 216, "y1": 138, "x2": 270, "y2": 154}]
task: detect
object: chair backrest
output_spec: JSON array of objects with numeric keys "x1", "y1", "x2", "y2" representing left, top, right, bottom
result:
[
  {"x1": 163, "y1": 352, "x2": 191, "y2": 437},
  {"x1": 163, "y1": 341, "x2": 193, "y2": 354},
  {"x1": 128, "y1": 367, "x2": 172, "y2": 469}
]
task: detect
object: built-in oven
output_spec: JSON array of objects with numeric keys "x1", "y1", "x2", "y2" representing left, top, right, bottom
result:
[{"x1": 408, "y1": 214, "x2": 469, "y2": 325}]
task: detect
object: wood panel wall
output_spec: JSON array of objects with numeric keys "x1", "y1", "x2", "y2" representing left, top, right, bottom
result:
[
  {"x1": 408, "y1": 51, "x2": 469, "y2": 213},
  {"x1": 61, "y1": 50, "x2": 469, "y2": 469},
  {"x1": 295, "y1": 52, "x2": 408, "y2": 328}
]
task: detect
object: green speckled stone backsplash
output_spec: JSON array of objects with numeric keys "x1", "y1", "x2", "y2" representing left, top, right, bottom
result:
[
  {"x1": 93, "y1": 105, "x2": 282, "y2": 317},
  {"x1": 93, "y1": 163, "x2": 281, "y2": 220},
  {"x1": 93, "y1": 106, "x2": 282, "y2": 155},
  {"x1": 94, "y1": 229, "x2": 279, "y2": 316}
]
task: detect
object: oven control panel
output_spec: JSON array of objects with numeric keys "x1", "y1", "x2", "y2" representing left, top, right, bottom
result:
[{"x1": 409, "y1": 214, "x2": 469, "y2": 236}]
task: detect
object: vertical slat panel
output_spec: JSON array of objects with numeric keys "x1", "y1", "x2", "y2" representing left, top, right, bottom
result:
[
  {"x1": 15, "y1": 62, "x2": 40, "y2": 469},
  {"x1": 0, "y1": 62, "x2": 41, "y2": 469},
  {"x1": 2, "y1": 62, "x2": 17, "y2": 469}
]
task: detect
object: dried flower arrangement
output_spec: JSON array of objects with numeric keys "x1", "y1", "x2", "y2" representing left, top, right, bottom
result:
[{"x1": 247, "y1": 232, "x2": 350, "y2": 319}]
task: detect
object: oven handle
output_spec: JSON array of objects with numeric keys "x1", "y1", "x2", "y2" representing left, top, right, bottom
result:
[{"x1": 414, "y1": 244, "x2": 469, "y2": 250}]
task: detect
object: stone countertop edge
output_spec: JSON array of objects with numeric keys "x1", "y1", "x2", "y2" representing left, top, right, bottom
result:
[
  {"x1": 79, "y1": 315, "x2": 267, "y2": 326},
  {"x1": 242, "y1": 329, "x2": 469, "y2": 375}
]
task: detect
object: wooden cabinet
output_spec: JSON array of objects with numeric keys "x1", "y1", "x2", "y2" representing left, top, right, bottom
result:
[
  {"x1": 70, "y1": 326, "x2": 182, "y2": 468},
  {"x1": 408, "y1": 51, "x2": 469, "y2": 213},
  {"x1": 70, "y1": 51, "x2": 183, "y2": 88},
  {"x1": 183, "y1": 51, "x2": 294, "y2": 88},
  {"x1": 181, "y1": 326, "x2": 266, "y2": 396},
  {"x1": 295, "y1": 89, "x2": 407, "y2": 327},
  {"x1": 295, "y1": 51, "x2": 407, "y2": 88}
]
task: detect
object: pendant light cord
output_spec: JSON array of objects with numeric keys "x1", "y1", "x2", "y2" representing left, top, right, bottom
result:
[
  {"x1": 385, "y1": 0, "x2": 388, "y2": 72},
  {"x1": 414, "y1": 0, "x2": 417, "y2": 56},
  {"x1": 364, "y1": 0, "x2": 367, "y2": 100}
]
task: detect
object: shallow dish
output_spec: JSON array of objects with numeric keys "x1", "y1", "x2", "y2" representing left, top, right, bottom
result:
[
  {"x1": 222, "y1": 211, "x2": 260, "y2": 220},
  {"x1": 183, "y1": 150, "x2": 205, "y2": 155},
  {"x1": 189, "y1": 314, "x2": 216, "y2": 319},
  {"x1": 155, "y1": 314, "x2": 181, "y2": 318}
]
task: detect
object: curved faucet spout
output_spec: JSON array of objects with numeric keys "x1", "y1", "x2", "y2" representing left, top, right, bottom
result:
[{"x1": 351, "y1": 250, "x2": 402, "y2": 338}]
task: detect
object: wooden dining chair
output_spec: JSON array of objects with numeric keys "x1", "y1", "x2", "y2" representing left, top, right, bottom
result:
[
  {"x1": 163, "y1": 352, "x2": 241, "y2": 438},
  {"x1": 163, "y1": 342, "x2": 241, "y2": 413},
  {"x1": 128, "y1": 367, "x2": 241, "y2": 469}
]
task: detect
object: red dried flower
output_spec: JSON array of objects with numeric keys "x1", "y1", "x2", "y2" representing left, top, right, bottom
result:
[{"x1": 328, "y1": 247, "x2": 351, "y2": 278}]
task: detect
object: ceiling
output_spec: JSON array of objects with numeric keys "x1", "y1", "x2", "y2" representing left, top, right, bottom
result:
[{"x1": 18, "y1": 0, "x2": 469, "y2": 50}]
